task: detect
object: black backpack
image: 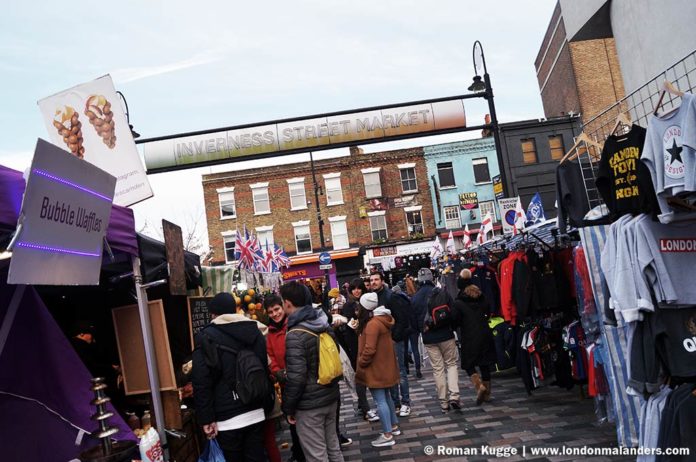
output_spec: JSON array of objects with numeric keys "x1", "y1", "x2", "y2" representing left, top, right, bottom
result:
[{"x1": 426, "y1": 287, "x2": 453, "y2": 327}]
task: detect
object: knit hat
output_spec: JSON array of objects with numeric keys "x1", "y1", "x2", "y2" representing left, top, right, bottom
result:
[
  {"x1": 328, "y1": 288, "x2": 340, "y2": 299},
  {"x1": 209, "y1": 292, "x2": 237, "y2": 315},
  {"x1": 359, "y1": 292, "x2": 379, "y2": 311},
  {"x1": 417, "y1": 268, "x2": 433, "y2": 283}
]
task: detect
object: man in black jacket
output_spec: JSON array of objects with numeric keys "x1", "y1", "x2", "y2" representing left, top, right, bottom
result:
[
  {"x1": 281, "y1": 281, "x2": 344, "y2": 462},
  {"x1": 370, "y1": 272, "x2": 412, "y2": 417},
  {"x1": 191, "y1": 292, "x2": 269, "y2": 462}
]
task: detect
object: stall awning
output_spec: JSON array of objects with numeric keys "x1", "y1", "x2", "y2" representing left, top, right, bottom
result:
[{"x1": 289, "y1": 248, "x2": 359, "y2": 265}]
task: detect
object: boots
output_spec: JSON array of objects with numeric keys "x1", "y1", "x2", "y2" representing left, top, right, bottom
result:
[
  {"x1": 470, "y1": 373, "x2": 487, "y2": 405},
  {"x1": 482, "y1": 380, "x2": 492, "y2": 402}
]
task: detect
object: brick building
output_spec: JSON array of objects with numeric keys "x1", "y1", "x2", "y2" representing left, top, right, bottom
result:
[
  {"x1": 202, "y1": 145, "x2": 436, "y2": 285},
  {"x1": 535, "y1": 1, "x2": 625, "y2": 124}
]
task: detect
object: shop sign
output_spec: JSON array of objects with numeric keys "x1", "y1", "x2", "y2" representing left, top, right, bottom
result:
[
  {"x1": 396, "y1": 241, "x2": 435, "y2": 256},
  {"x1": 492, "y1": 175, "x2": 504, "y2": 199},
  {"x1": 497, "y1": 197, "x2": 519, "y2": 234},
  {"x1": 459, "y1": 192, "x2": 479, "y2": 210},
  {"x1": 373, "y1": 246, "x2": 397, "y2": 257},
  {"x1": 142, "y1": 96, "x2": 468, "y2": 173},
  {"x1": 282, "y1": 269, "x2": 308, "y2": 279},
  {"x1": 391, "y1": 195, "x2": 418, "y2": 208},
  {"x1": 38, "y1": 75, "x2": 152, "y2": 206},
  {"x1": 8, "y1": 139, "x2": 116, "y2": 285}
]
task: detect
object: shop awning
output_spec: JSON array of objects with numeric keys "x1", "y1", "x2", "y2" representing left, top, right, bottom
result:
[{"x1": 289, "y1": 248, "x2": 359, "y2": 265}]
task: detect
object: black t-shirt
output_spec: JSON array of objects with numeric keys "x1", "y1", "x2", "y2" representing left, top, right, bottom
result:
[{"x1": 595, "y1": 125, "x2": 659, "y2": 218}]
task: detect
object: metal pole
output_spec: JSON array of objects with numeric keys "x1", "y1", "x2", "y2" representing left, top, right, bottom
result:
[
  {"x1": 484, "y1": 72, "x2": 509, "y2": 198},
  {"x1": 131, "y1": 255, "x2": 169, "y2": 458},
  {"x1": 308, "y1": 152, "x2": 332, "y2": 291}
]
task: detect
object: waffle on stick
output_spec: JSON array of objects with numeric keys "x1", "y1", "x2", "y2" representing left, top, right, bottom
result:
[
  {"x1": 52, "y1": 106, "x2": 85, "y2": 158},
  {"x1": 85, "y1": 95, "x2": 116, "y2": 149}
]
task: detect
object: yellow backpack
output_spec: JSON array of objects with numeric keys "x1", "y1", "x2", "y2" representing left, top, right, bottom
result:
[{"x1": 290, "y1": 328, "x2": 343, "y2": 385}]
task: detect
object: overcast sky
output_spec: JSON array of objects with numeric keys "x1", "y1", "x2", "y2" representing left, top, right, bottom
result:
[{"x1": 1, "y1": 0, "x2": 556, "y2": 251}]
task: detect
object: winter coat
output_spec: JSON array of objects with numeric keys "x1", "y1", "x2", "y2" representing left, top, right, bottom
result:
[
  {"x1": 411, "y1": 282, "x2": 435, "y2": 333},
  {"x1": 375, "y1": 286, "x2": 410, "y2": 342},
  {"x1": 335, "y1": 298, "x2": 360, "y2": 370},
  {"x1": 266, "y1": 317, "x2": 287, "y2": 375},
  {"x1": 282, "y1": 304, "x2": 340, "y2": 416},
  {"x1": 355, "y1": 308, "x2": 400, "y2": 389},
  {"x1": 192, "y1": 314, "x2": 270, "y2": 426},
  {"x1": 453, "y1": 285, "x2": 497, "y2": 370}
]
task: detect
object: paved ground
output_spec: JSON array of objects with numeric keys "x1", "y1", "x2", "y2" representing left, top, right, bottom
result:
[{"x1": 275, "y1": 367, "x2": 633, "y2": 462}]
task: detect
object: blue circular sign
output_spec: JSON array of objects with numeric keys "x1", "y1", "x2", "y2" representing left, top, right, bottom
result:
[{"x1": 319, "y1": 252, "x2": 332, "y2": 265}]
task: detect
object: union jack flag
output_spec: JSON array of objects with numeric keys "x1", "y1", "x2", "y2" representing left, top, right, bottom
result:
[
  {"x1": 272, "y1": 243, "x2": 291, "y2": 269},
  {"x1": 235, "y1": 225, "x2": 262, "y2": 270},
  {"x1": 261, "y1": 240, "x2": 278, "y2": 273}
]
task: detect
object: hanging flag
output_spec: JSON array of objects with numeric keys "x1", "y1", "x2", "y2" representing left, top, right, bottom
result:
[
  {"x1": 235, "y1": 225, "x2": 260, "y2": 270},
  {"x1": 446, "y1": 230, "x2": 456, "y2": 255},
  {"x1": 430, "y1": 234, "x2": 444, "y2": 258},
  {"x1": 261, "y1": 240, "x2": 277, "y2": 273},
  {"x1": 513, "y1": 197, "x2": 526, "y2": 235},
  {"x1": 462, "y1": 223, "x2": 472, "y2": 249},
  {"x1": 272, "y1": 243, "x2": 291, "y2": 269},
  {"x1": 526, "y1": 192, "x2": 546, "y2": 226},
  {"x1": 480, "y1": 211, "x2": 494, "y2": 244}
]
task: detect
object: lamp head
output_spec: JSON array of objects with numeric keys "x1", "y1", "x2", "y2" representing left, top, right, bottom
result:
[{"x1": 468, "y1": 75, "x2": 486, "y2": 93}]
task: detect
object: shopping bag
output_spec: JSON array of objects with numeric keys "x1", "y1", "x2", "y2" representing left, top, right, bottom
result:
[{"x1": 198, "y1": 438, "x2": 226, "y2": 462}]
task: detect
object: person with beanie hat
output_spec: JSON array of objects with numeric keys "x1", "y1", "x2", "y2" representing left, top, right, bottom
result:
[
  {"x1": 452, "y1": 269, "x2": 497, "y2": 405},
  {"x1": 355, "y1": 293, "x2": 401, "y2": 447},
  {"x1": 192, "y1": 292, "x2": 272, "y2": 461}
]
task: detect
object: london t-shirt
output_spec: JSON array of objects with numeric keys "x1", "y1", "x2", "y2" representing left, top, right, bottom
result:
[{"x1": 595, "y1": 124, "x2": 659, "y2": 218}]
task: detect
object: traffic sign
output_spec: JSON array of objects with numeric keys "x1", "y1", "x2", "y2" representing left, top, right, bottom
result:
[
  {"x1": 318, "y1": 252, "x2": 332, "y2": 265},
  {"x1": 319, "y1": 264, "x2": 333, "y2": 270}
]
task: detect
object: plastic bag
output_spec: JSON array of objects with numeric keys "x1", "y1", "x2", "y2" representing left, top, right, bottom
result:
[
  {"x1": 198, "y1": 439, "x2": 226, "y2": 462},
  {"x1": 139, "y1": 427, "x2": 164, "y2": 462}
]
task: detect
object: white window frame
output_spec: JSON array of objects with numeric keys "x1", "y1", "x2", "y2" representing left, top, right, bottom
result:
[
  {"x1": 472, "y1": 158, "x2": 492, "y2": 185},
  {"x1": 443, "y1": 205, "x2": 461, "y2": 230},
  {"x1": 250, "y1": 182, "x2": 271, "y2": 215},
  {"x1": 479, "y1": 200, "x2": 497, "y2": 221},
  {"x1": 217, "y1": 187, "x2": 236, "y2": 220},
  {"x1": 361, "y1": 167, "x2": 382, "y2": 199},
  {"x1": 221, "y1": 230, "x2": 237, "y2": 264},
  {"x1": 255, "y1": 225, "x2": 274, "y2": 247},
  {"x1": 292, "y1": 220, "x2": 312, "y2": 255},
  {"x1": 323, "y1": 173, "x2": 344, "y2": 206},
  {"x1": 328, "y1": 216, "x2": 349, "y2": 250},
  {"x1": 437, "y1": 162, "x2": 456, "y2": 189},
  {"x1": 286, "y1": 177, "x2": 307, "y2": 211},
  {"x1": 398, "y1": 165, "x2": 418, "y2": 194},
  {"x1": 404, "y1": 205, "x2": 424, "y2": 237},
  {"x1": 367, "y1": 210, "x2": 388, "y2": 242}
]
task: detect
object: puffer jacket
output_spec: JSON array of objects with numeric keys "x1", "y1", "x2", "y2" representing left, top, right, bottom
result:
[
  {"x1": 192, "y1": 314, "x2": 269, "y2": 426},
  {"x1": 453, "y1": 284, "x2": 497, "y2": 370},
  {"x1": 282, "y1": 304, "x2": 340, "y2": 416}
]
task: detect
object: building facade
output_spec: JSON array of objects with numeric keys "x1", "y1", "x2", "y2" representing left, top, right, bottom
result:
[
  {"x1": 498, "y1": 115, "x2": 582, "y2": 220},
  {"x1": 202, "y1": 146, "x2": 436, "y2": 285},
  {"x1": 423, "y1": 137, "x2": 501, "y2": 247}
]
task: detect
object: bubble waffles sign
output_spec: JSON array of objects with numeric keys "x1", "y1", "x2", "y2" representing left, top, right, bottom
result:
[
  {"x1": 8, "y1": 139, "x2": 116, "y2": 285},
  {"x1": 37, "y1": 75, "x2": 153, "y2": 206}
]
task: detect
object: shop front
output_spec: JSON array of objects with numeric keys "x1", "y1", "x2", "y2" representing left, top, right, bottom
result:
[
  {"x1": 282, "y1": 248, "x2": 361, "y2": 296},
  {"x1": 365, "y1": 240, "x2": 434, "y2": 285}
]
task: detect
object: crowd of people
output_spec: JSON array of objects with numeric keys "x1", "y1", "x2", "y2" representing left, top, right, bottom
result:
[{"x1": 191, "y1": 267, "x2": 498, "y2": 462}]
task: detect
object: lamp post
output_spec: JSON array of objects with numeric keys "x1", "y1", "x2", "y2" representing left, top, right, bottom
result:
[
  {"x1": 309, "y1": 152, "x2": 332, "y2": 293},
  {"x1": 468, "y1": 41, "x2": 508, "y2": 198}
]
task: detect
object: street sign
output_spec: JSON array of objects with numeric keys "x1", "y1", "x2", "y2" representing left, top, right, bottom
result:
[
  {"x1": 319, "y1": 252, "x2": 332, "y2": 265},
  {"x1": 319, "y1": 264, "x2": 333, "y2": 270},
  {"x1": 493, "y1": 175, "x2": 504, "y2": 199}
]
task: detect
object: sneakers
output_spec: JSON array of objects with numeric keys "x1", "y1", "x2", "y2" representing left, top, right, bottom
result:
[
  {"x1": 391, "y1": 426, "x2": 402, "y2": 436},
  {"x1": 371, "y1": 434, "x2": 395, "y2": 447},
  {"x1": 365, "y1": 409, "x2": 380, "y2": 422},
  {"x1": 399, "y1": 404, "x2": 411, "y2": 417},
  {"x1": 339, "y1": 434, "x2": 352, "y2": 447}
]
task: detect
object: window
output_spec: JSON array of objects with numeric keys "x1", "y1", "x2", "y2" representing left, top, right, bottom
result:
[
  {"x1": 221, "y1": 231, "x2": 236, "y2": 264},
  {"x1": 444, "y1": 205, "x2": 461, "y2": 229},
  {"x1": 399, "y1": 167, "x2": 417, "y2": 193},
  {"x1": 437, "y1": 162, "x2": 456, "y2": 188},
  {"x1": 329, "y1": 216, "x2": 349, "y2": 250},
  {"x1": 521, "y1": 138, "x2": 538, "y2": 164},
  {"x1": 251, "y1": 182, "x2": 270, "y2": 215},
  {"x1": 323, "y1": 174, "x2": 344, "y2": 206},
  {"x1": 479, "y1": 200, "x2": 496, "y2": 222},
  {"x1": 293, "y1": 222, "x2": 312, "y2": 254},
  {"x1": 256, "y1": 226, "x2": 274, "y2": 247},
  {"x1": 549, "y1": 135, "x2": 565, "y2": 160},
  {"x1": 287, "y1": 178, "x2": 307, "y2": 210},
  {"x1": 362, "y1": 168, "x2": 382, "y2": 198},
  {"x1": 217, "y1": 188, "x2": 236, "y2": 219},
  {"x1": 368, "y1": 212, "x2": 388, "y2": 241},
  {"x1": 405, "y1": 208, "x2": 424, "y2": 237},
  {"x1": 472, "y1": 158, "x2": 491, "y2": 184}
]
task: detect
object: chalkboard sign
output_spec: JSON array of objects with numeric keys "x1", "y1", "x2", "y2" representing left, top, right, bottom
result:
[{"x1": 187, "y1": 296, "x2": 213, "y2": 348}]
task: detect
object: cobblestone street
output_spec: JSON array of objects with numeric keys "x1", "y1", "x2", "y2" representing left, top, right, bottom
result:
[{"x1": 277, "y1": 368, "x2": 632, "y2": 462}]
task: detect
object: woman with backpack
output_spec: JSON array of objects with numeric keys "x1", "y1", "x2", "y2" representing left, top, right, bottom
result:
[
  {"x1": 453, "y1": 269, "x2": 497, "y2": 405},
  {"x1": 354, "y1": 292, "x2": 402, "y2": 448}
]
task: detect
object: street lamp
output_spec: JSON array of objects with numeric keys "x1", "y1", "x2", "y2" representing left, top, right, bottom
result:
[
  {"x1": 469, "y1": 40, "x2": 508, "y2": 198},
  {"x1": 116, "y1": 91, "x2": 141, "y2": 139},
  {"x1": 309, "y1": 151, "x2": 332, "y2": 292}
]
